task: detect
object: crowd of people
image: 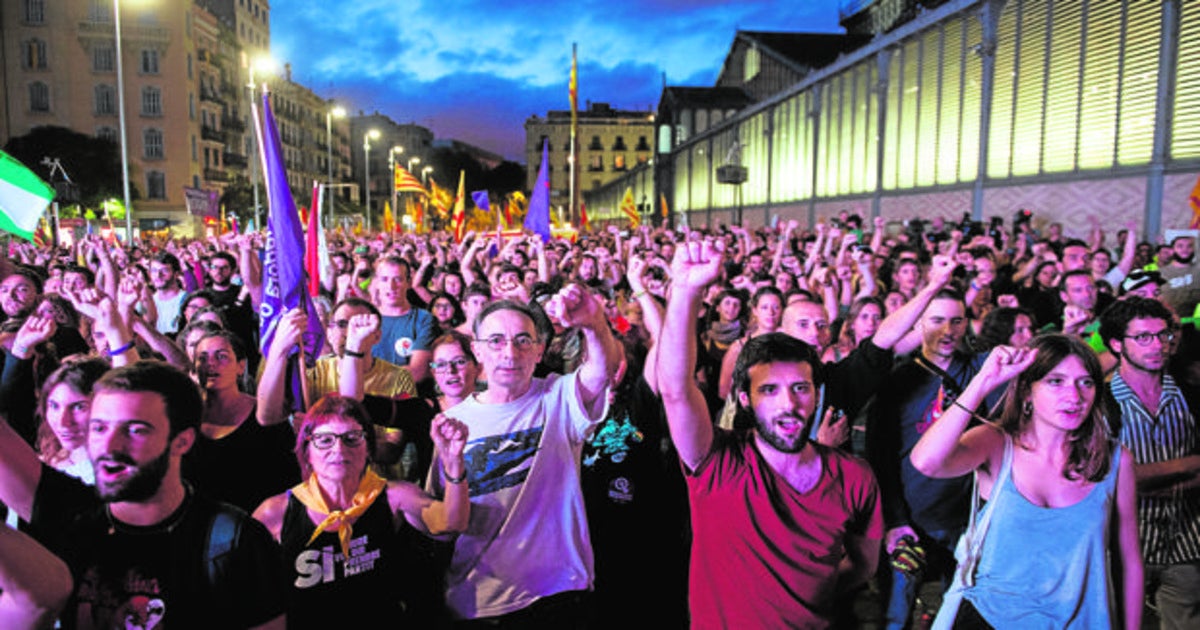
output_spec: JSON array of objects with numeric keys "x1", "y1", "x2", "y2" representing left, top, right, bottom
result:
[{"x1": 0, "y1": 208, "x2": 1196, "y2": 629}]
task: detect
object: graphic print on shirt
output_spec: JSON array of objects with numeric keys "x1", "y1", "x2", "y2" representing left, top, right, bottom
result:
[
  {"x1": 583, "y1": 414, "x2": 643, "y2": 467},
  {"x1": 294, "y1": 534, "x2": 383, "y2": 588},
  {"x1": 77, "y1": 566, "x2": 166, "y2": 630},
  {"x1": 463, "y1": 427, "x2": 543, "y2": 496},
  {"x1": 914, "y1": 385, "x2": 950, "y2": 435}
]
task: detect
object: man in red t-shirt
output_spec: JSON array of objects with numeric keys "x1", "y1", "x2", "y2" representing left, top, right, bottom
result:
[{"x1": 656, "y1": 238, "x2": 883, "y2": 629}]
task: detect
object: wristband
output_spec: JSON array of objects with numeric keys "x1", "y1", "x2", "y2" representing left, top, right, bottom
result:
[
  {"x1": 442, "y1": 466, "x2": 467, "y2": 484},
  {"x1": 343, "y1": 349, "x2": 366, "y2": 359},
  {"x1": 107, "y1": 339, "x2": 136, "y2": 357}
]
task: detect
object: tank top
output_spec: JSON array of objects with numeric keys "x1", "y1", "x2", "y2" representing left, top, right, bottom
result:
[
  {"x1": 280, "y1": 489, "x2": 409, "y2": 628},
  {"x1": 935, "y1": 436, "x2": 1122, "y2": 629}
]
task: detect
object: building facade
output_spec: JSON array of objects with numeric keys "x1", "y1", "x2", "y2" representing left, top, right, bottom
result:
[
  {"x1": 596, "y1": 0, "x2": 1200, "y2": 241},
  {"x1": 525, "y1": 102, "x2": 655, "y2": 218},
  {"x1": 350, "y1": 112, "x2": 434, "y2": 225}
]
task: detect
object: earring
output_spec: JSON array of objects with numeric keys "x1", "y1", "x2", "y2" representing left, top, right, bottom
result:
[{"x1": 1022, "y1": 400, "x2": 1033, "y2": 416}]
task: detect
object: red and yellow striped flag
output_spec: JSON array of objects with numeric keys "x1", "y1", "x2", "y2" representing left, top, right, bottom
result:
[
  {"x1": 394, "y1": 165, "x2": 426, "y2": 195},
  {"x1": 619, "y1": 187, "x2": 640, "y2": 228}
]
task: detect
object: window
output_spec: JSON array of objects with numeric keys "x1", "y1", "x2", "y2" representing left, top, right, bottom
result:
[
  {"x1": 141, "y1": 49, "x2": 159, "y2": 74},
  {"x1": 22, "y1": 39, "x2": 47, "y2": 70},
  {"x1": 589, "y1": 155, "x2": 603, "y2": 171},
  {"x1": 614, "y1": 155, "x2": 627, "y2": 171},
  {"x1": 613, "y1": 136, "x2": 627, "y2": 151},
  {"x1": 23, "y1": 0, "x2": 45, "y2": 24},
  {"x1": 191, "y1": 135, "x2": 197, "y2": 161},
  {"x1": 88, "y1": 0, "x2": 112, "y2": 22},
  {"x1": 94, "y1": 84, "x2": 116, "y2": 115},
  {"x1": 146, "y1": 171, "x2": 166, "y2": 199},
  {"x1": 588, "y1": 135, "x2": 603, "y2": 150},
  {"x1": 141, "y1": 87, "x2": 161, "y2": 116},
  {"x1": 539, "y1": 134, "x2": 551, "y2": 151},
  {"x1": 93, "y1": 45, "x2": 115, "y2": 72},
  {"x1": 744, "y1": 44, "x2": 761, "y2": 81},
  {"x1": 29, "y1": 82, "x2": 49, "y2": 112},
  {"x1": 635, "y1": 135, "x2": 651, "y2": 151},
  {"x1": 96, "y1": 127, "x2": 118, "y2": 143},
  {"x1": 144, "y1": 129, "x2": 164, "y2": 159},
  {"x1": 187, "y1": 53, "x2": 193, "y2": 80}
]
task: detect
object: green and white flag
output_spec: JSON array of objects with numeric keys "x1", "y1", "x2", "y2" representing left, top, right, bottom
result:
[{"x1": 0, "y1": 150, "x2": 55, "y2": 242}]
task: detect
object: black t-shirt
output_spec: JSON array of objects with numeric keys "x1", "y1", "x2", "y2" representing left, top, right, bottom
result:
[
  {"x1": 183, "y1": 412, "x2": 301, "y2": 514},
  {"x1": 30, "y1": 466, "x2": 287, "y2": 629}
]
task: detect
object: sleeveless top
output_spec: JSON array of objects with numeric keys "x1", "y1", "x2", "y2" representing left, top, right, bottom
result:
[
  {"x1": 935, "y1": 436, "x2": 1123, "y2": 629},
  {"x1": 280, "y1": 489, "x2": 410, "y2": 628}
]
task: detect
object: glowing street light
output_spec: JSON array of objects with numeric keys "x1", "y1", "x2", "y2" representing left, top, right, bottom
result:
[
  {"x1": 246, "y1": 54, "x2": 277, "y2": 230},
  {"x1": 408, "y1": 156, "x2": 421, "y2": 173},
  {"x1": 421, "y1": 166, "x2": 433, "y2": 186},
  {"x1": 325, "y1": 105, "x2": 346, "y2": 226},
  {"x1": 363, "y1": 129, "x2": 381, "y2": 232}
]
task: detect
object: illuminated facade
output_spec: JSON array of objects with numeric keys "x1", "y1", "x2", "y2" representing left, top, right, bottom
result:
[
  {"x1": 615, "y1": 0, "x2": 1200, "y2": 238},
  {"x1": 525, "y1": 102, "x2": 654, "y2": 217}
]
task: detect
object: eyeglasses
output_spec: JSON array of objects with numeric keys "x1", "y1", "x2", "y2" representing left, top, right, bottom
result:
[
  {"x1": 308, "y1": 430, "x2": 368, "y2": 450},
  {"x1": 430, "y1": 357, "x2": 472, "y2": 372},
  {"x1": 475, "y1": 334, "x2": 539, "y2": 352},
  {"x1": 1124, "y1": 330, "x2": 1175, "y2": 346}
]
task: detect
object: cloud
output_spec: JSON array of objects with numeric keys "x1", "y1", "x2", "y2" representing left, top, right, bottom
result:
[{"x1": 269, "y1": 0, "x2": 843, "y2": 160}]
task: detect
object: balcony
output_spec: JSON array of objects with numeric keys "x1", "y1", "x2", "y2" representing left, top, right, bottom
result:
[
  {"x1": 199, "y1": 89, "x2": 224, "y2": 105},
  {"x1": 223, "y1": 152, "x2": 248, "y2": 169},
  {"x1": 204, "y1": 168, "x2": 229, "y2": 182},
  {"x1": 200, "y1": 126, "x2": 225, "y2": 143},
  {"x1": 221, "y1": 116, "x2": 245, "y2": 134}
]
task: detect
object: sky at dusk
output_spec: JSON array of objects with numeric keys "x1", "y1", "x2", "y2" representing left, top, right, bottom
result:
[{"x1": 269, "y1": 0, "x2": 845, "y2": 163}]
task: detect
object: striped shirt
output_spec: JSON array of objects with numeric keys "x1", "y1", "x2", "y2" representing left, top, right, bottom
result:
[{"x1": 1109, "y1": 372, "x2": 1200, "y2": 565}]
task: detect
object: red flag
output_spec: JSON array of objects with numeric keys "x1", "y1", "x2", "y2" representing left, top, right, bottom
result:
[
  {"x1": 452, "y1": 170, "x2": 466, "y2": 242},
  {"x1": 305, "y1": 182, "x2": 321, "y2": 297},
  {"x1": 579, "y1": 202, "x2": 589, "y2": 232}
]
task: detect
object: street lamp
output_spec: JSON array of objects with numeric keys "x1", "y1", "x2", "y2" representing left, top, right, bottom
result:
[
  {"x1": 246, "y1": 55, "x2": 276, "y2": 230},
  {"x1": 325, "y1": 105, "x2": 346, "y2": 227},
  {"x1": 421, "y1": 166, "x2": 433, "y2": 186},
  {"x1": 112, "y1": 0, "x2": 133, "y2": 240},
  {"x1": 387, "y1": 145, "x2": 403, "y2": 225},
  {"x1": 408, "y1": 156, "x2": 421, "y2": 174},
  {"x1": 363, "y1": 129, "x2": 380, "y2": 232}
]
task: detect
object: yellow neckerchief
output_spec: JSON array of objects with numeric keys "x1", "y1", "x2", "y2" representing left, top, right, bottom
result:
[{"x1": 292, "y1": 469, "x2": 388, "y2": 558}]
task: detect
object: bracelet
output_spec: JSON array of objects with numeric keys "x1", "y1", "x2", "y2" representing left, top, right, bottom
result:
[
  {"x1": 442, "y1": 466, "x2": 467, "y2": 484},
  {"x1": 107, "y1": 339, "x2": 136, "y2": 357},
  {"x1": 343, "y1": 349, "x2": 365, "y2": 359},
  {"x1": 11, "y1": 345, "x2": 30, "y2": 359}
]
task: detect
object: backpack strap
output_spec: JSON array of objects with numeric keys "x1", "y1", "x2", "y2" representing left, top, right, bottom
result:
[{"x1": 205, "y1": 506, "x2": 243, "y2": 589}]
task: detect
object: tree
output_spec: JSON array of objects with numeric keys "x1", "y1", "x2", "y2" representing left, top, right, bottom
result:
[{"x1": 3, "y1": 126, "x2": 137, "y2": 208}]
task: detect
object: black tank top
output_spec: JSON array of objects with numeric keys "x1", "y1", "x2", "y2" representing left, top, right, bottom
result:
[{"x1": 280, "y1": 489, "x2": 409, "y2": 628}]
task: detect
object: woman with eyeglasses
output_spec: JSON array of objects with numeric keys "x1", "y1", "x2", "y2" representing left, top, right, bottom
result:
[
  {"x1": 910, "y1": 334, "x2": 1141, "y2": 629},
  {"x1": 253, "y1": 394, "x2": 469, "y2": 629},
  {"x1": 183, "y1": 330, "x2": 300, "y2": 513}
]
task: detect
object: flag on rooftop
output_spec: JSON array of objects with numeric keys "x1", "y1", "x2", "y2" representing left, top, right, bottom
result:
[
  {"x1": 525, "y1": 139, "x2": 551, "y2": 243},
  {"x1": 0, "y1": 150, "x2": 55, "y2": 242},
  {"x1": 620, "y1": 187, "x2": 640, "y2": 228}
]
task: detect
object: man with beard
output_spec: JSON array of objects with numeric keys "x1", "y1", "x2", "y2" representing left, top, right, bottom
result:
[
  {"x1": 657, "y1": 238, "x2": 882, "y2": 628},
  {"x1": 1101, "y1": 297, "x2": 1200, "y2": 629},
  {"x1": 0, "y1": 268, "x2": 41, "y2": 323},
  {"x1": 0, "y1": 361, "x2": 287, "y2": 629},
  {"x1": 1159, "y1": 229, "x2": 1200, "y2": 318},
  {"x1": 866, "y1": 289, "x2": 1002, "y2": 630}
]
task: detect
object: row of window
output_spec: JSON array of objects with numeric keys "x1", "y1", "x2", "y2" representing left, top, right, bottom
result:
[
  {"x1": 20, "y1": 39, "x2": 160, "y2": 75},
  {"x1": 28, "y1": 82, "x2": 163, "y2": 117},
  {"x1": 538, "y1": 135, "x2": 652, "y2": 152}
]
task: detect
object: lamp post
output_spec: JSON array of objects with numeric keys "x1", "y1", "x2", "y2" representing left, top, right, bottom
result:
[
  {"x1": 407, "y1": 156, "x2": 421, "y2": 174},
  {"x1": 388, "y1": 145, "x2": 403, "y2": 227},
  {"x1": 112, "y1": 0, "x2": 133, "y2": 240},
  {"x1": 325, "y1": 105, "x2": 346, "y2": 227},
  {"x1": 421, "y1": 166, "x2": 433, "y2": 186},
  {"x1": 363, "y1": 129, "x2": 380, "y2": 232}
]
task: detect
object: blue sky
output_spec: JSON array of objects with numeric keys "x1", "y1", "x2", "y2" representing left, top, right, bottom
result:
[{"x1": 269, "y1": 0, "x2": 844, "y2": 162}]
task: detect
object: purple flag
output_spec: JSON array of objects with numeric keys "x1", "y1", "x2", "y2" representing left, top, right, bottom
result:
[
  {"x1": 471, "y1": 190, "x2": 490, "y2": 214},
  {"x1": 524, "y1": 139, "x2": 551, "y2": 243},
  {"x1": 253, "y1": 89, "x2": 324, "y2": 396}
]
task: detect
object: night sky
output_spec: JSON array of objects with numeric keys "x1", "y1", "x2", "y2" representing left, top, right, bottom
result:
[{"x1": 269, "y1": 0, "x2": 845, "y2": 162}]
